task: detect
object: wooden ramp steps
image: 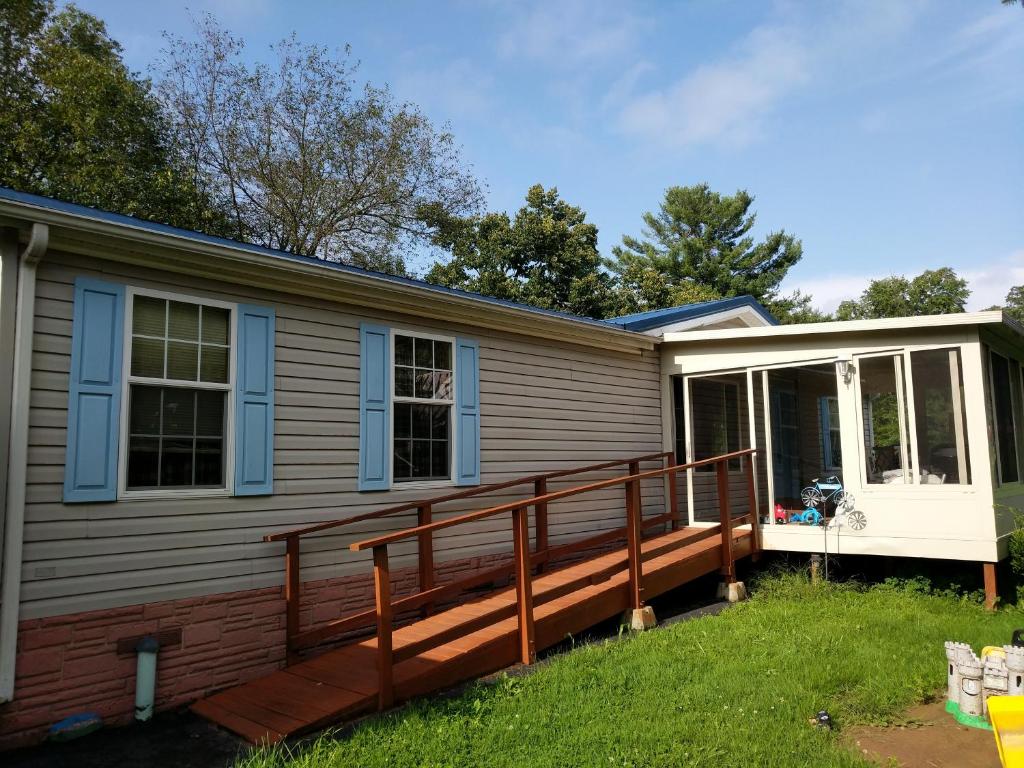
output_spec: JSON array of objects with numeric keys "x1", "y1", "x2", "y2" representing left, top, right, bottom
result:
[{"x1": 192, "y1": 525, "x2": 753, "y2": 744}]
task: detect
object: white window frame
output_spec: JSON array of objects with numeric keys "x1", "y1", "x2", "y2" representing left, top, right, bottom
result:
[
  {"x1": 687, "y1": 375, "x2": 745, "y2": 475},
  {"x1": 388, "y1": 328, "x2": 457, "y2": 490},
  {"x1": 853, "y1": 345, "x2": 974, "y2": 490},
  {"x1": 821, "y1": 395, "x2": 843, "y2": 472},
  {"x1": 117, "y1": 286, "x2": 237, "y2": 500},
  {"x1": 989, "y1": 349, "x2": 1022, "y2": 487}
]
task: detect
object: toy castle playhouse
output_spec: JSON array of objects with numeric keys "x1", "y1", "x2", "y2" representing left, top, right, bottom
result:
[{"x1": 946, "y1": 641, "x2": 1024, "y2": 727}]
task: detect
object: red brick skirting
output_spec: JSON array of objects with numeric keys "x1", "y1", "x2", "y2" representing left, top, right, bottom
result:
[{"x1": 0, "y1": 552, "x2": 512, "y2": 750}]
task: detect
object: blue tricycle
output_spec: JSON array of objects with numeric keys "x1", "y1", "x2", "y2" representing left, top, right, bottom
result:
[{"x1": 792, "y1": 476, "x2": 856, "y2": 526}]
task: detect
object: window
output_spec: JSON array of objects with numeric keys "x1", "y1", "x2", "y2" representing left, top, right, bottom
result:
[
  {"x1": 990, "y1": 351, "x2": 1019, "y2": 485},
  {"x1": 859, "y1": 354, "x2": 912, "y2": 484},
  {"x1": 392, "y1": 333, "x2": 454, "y2": 482},
  {"x1": 690, "y1": 378, "x2": 742, "y2": 471},
  {"x1": 820, "y1": 396, "x2": 842, "y2": 471},
  {"x1": 123, "y1": 293, "x2": 232, "y2": 492},
  {"x1": 910, "y1": 348, "x2": 970, "y2": 484}
]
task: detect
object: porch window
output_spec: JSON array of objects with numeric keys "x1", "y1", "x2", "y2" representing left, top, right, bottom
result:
[
  {"x1": 859, "y1": 355, "x2": 912, "y2": 484},
  {"x1": 910, "y1": 348, "x2": 970, "y2": 485},
  {"x1": 393, "y1": 333, "x2": 453, "y2": 482},
  {"x1": 690, "y1": 378, "x2": 742, "y2": 471},
  {"x1": 990, "y1": 351, "x2": 1019, "y2": 485},
  {"x1": 820, "y1": 396, "x2": 842, "y2": 471},
  {"x1": 125, "y1": 294, "x2": 232, "y2": 490}
]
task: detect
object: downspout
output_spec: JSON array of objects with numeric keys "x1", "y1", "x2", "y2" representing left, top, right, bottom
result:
[
  {"x1": 0, "y1": 222, "x2": 49, "y2": 703},
  {"x1": 0, "y1": 231, "x2": 20, "y2": 590}
]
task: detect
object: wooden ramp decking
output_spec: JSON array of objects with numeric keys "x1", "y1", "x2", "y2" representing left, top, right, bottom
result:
[{"x1": 192, "y1": 524, "x2": 753, "y2": 744}]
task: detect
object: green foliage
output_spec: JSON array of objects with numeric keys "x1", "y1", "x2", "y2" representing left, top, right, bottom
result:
[
  {"x1": 237, "y1": 574, "x2": 1020, "y2": 768},
  {"x1": 991, "y1": 286, "x2": 1024, "y2": 322},
  {"x1": 423, "y1": 184, "x2": 616, "y2": 318},
  {"x1": 0, "y1": 0, "x2": 224, "y2": 232},
  {"x1": 607, "y1": 183, "x2": 804, "y2": 321},
  {"x1": 836, "y1": 268, "x2": 970, "y2": 320}
]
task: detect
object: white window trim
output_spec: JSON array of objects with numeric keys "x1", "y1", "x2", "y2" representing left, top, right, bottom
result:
[
  {"x1": 687, "y1": 375, "x2": 745, "y2": 476},
  {"x1": 821, "y1": 395, "x2": 843, "y2": 472},
  {"x1": 388, "y1": 327, "x2": 457, "y2": 490},
  {"x1": 989, "y1": 349, "x2": 1021, "y2": 488},
  {"x1": 853, "y1": 345, "x2": 975, "y2": 491},
  {"x1": 117, "y1": 286, "x2": 237, "y2": 500}
]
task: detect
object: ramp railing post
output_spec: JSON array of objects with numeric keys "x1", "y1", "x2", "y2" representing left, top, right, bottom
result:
[
  {"x1": 512, "y1": 506, "x2": 536, "y2": 664},
  {"x1": 285, "y1": 536, "x2": 300, "y2": 661},
  {"x1": 417, "y1": 503, "x2": 434, "y2": 616},
  {"x1": 534, "y1": 477, "x2": 548, "y2": 572},
  {"x1": 717, "y1": 460, "x2": 735, "y2": 582},
  {"x1": 625, "y1": 461, "x2": 644, "y2": 609},
  {"x1": 667, "y1": 454, "x2": 680, "y2": 531},
  {"x1": 373, "y1": 545, "x2": 394, "y2": 710}
]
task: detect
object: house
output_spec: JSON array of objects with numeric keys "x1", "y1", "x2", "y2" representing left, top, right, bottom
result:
[{"x1": 0, "y1": 187, "x2": 1020, "y2": 747}]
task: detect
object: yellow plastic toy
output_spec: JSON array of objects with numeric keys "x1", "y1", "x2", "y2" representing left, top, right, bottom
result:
[{"x1": 988, "y1": 696, "x2": 1024, "y2": 767}]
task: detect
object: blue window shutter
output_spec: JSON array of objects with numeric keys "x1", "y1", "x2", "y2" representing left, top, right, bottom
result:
[
  {"x1": 64, "y1": 278, "x2": 125, "y2": 503},
  {"x1": 234, "y1": 305, "x2": 275, "y2": 496},
  {"x1": 359, "y1": 323, "x2": 390, "y2": 491},
  {"x1": 455, "y1": 338, "x2": 481, "y2": 486}
]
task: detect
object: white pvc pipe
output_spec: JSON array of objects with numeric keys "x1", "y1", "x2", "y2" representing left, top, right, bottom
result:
[
  {"x1": 0, "y1": 222, "x2": 48, "y2": 703},
  {"x1": 134, "y1": 636, "x2": 159, "y2": 721}
]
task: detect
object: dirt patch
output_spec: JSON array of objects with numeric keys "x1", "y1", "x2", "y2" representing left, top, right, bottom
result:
[{"x1": 844, "y1": 700, "x2": 1001, "y2": 768}]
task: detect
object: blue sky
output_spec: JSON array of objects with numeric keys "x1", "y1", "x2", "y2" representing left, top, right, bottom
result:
[{"x1": 72, "y1": 0, "x2": 1023, "y2": 312}]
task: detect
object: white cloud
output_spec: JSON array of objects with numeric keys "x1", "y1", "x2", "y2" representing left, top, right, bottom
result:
[
  {"x1": 784, "y1": 249, "x2": 1024, "y2": 314},
  {"x1": 497, "y1": 0, "x2": 647, "y2": 67},
  {"x1": 616, "y1": 25, "x2": 809, "y2": 149},
  {"x1": 613, "y1": 0, "x2": 930, "y2": 150},
  {"x1": 784, "y1": 272, "x2": 873, "y2": 314},
  {"x1": 963, "y1": 250, "x2": 1024, "y2": 311},
  {"x1": 393, "y1": 57, "x2": 495, "y2": 122}
]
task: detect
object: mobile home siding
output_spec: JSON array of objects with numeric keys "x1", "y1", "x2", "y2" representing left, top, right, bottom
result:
[{"x1": 19, "y1": 251, "x2": 664, "y2": 620}]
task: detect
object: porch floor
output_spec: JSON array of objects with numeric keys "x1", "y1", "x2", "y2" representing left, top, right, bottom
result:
[{"x1": 192, "y1": 524, "x2": 752, "y2": 744}]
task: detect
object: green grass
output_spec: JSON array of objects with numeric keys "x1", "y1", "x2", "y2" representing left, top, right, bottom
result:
[{"x1": 237, "y1": 573, "x2": 1022, "y2": 768}]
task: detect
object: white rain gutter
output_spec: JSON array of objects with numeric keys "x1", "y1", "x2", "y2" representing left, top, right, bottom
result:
[{"x1": 0, "y1": 222, "x2": 48, "y2": 703}]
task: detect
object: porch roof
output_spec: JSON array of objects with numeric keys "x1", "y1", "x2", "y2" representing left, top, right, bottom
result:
[{"x1": 663, "y1": 311, "x2": 1024, "y2": 344}]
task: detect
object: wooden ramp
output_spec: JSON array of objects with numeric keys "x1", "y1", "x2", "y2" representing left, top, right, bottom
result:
[{"x1": 193, "y1": 524, "x2": 753, "y2": 744}]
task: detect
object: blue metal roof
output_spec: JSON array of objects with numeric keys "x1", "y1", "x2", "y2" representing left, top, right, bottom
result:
[
  {"x1": 606, "y1": 295, "x2": 777, "y2": 331},
  {"x1": 0, "y1": 186, "x2": 628, "y2": 331},
  {"x1": 0, "y1": 186, "x2": 776, "y2": 334}
]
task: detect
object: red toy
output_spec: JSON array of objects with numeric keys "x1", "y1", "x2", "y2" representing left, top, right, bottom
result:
[{"x1": 774, "y1": 503, "x2": 788, "y2": 524}]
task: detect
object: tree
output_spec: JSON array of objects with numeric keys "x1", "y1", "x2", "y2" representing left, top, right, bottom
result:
[
  {"x1": 987, "y1": 285, "x2": 1024, "y2": 322},
  {"x1": 835, "y1": 267, "x2": 970, "y2": 320},
  {"x1": 423, "y1": 184, "x2": 616, "y2": 318},
  {"x1": 607, "y1": 183, "x2": 804, "y2": 320},
  {"x1": 156, "y1": 17, "x2": 482, "y2": 274},
  {"x1": 0, "y1": 0, "x2": 223, "y2": 231}
]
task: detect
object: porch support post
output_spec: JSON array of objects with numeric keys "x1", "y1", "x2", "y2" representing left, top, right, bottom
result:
[{"x1": 984, "y1": 562, "x2": 998, "y2": 611}]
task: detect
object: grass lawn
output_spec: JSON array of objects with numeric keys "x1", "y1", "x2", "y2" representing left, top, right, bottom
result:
[{"x1": 237, "y1": 573, "x2": 1022, "y2": 768}]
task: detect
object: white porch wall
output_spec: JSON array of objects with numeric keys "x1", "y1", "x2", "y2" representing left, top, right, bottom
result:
[{"x1": 661, "y1": 326, "x2": 1003, "y2": 562}]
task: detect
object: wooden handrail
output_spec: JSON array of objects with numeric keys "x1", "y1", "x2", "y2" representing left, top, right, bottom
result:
[
  {"x1": 350, "y1": 449, "x2": 756, "y2": 552},
  {"x1": 263, "y1": 450, "x2": 673, "y2": 543},
  {"x1": 271, "y1": 446, "x2": 760, "y2": 679},
  {"x1": 360, "y1": 448, "x2": 758, "y2": 710}
]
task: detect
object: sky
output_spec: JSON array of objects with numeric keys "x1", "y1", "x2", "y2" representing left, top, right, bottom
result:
[{"x1": 70, "y1": 0, "x2": 1024, "y2": 312}]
